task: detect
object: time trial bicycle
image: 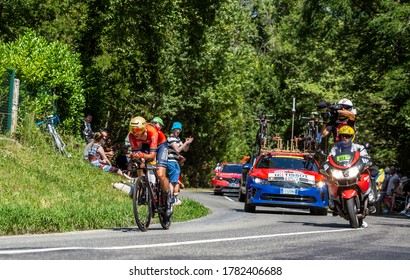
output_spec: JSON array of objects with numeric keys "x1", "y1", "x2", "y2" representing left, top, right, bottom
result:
[
  {"x1": 131, "y1": 160, "x2": 171, "y2": 232},
  {"x1": 36, "y1": 114, "x2": 71, "y2": 158}
]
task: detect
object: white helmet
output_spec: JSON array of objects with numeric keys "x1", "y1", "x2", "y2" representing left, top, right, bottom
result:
[{"x1": 338, "y1": 98, "x2": 353, "y2": 109}]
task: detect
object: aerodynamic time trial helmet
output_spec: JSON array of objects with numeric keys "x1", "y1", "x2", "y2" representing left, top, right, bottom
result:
[{"x1": 129, "y1": 116, "x2": 147, "y2": 135}]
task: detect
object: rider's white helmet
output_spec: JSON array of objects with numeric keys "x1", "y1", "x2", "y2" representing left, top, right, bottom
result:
[
  {"x1": 338, "y1": 98, "x2": 353, "y2": 109},
  {"x1": 338, "y1": 98, "x2": 356, "y2": 115}
]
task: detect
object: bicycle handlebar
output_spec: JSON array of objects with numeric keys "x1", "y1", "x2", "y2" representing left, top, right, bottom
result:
[
  {"x1": 36, "y1": 114, "x2": 61, "y2": 127},
  {"x1": 130, "y1": 158, "x2": 157, "y2": 171}
]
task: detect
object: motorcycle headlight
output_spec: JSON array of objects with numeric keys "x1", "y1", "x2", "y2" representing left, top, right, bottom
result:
[
  {"x1": 251, "y1": 176, "x2": 269, "y2": 185},
  {"x1": 347, "y1": 166, "x2": 360, "y2": 178},
  {"x1": 331, "y1": 169, "x2": 344, "y2": 179}
]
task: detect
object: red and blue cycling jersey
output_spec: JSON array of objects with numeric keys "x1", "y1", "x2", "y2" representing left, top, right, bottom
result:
[{"x1": 128, "y1": 124, "x2": 168, "y2": 168}]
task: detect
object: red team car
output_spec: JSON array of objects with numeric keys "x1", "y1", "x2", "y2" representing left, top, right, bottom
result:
[{"x1": 211, "y1": 162, "x2": 243, "y2": 195}]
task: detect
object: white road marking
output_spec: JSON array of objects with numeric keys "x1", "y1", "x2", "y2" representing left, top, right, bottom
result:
[
  {"x1": 224, "y1": 196, "x2": 234, "y2": 202},
  {"x1": 0, "y1": 228, "x2": 360, "y2": 255}
]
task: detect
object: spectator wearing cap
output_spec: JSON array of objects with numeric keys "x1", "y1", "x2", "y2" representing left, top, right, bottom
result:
[
  {"x1": 151, "y1": 116, "x2": 165, "y2": 130},
  {"x1": 166, "y1": 122, "x2": 194, "y2": 205}
]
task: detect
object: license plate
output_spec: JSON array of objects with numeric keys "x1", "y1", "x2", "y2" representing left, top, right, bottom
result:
[
  {"x1": 228, "y1": 183, "x2": 239, "y2": 188},
  {"x1": 281, "y1": 188, "x2": 296, "y2": 195}
]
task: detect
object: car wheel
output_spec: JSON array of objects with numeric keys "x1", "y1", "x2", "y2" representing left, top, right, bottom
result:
[
  {"x1": 214, "y1": 191, "x2": 222, "y2": 196},
  {"x1": 244, "y1": 195, "x2": 255, "y2": 212},
  {"x1": 310, "y1": 207, "x2": 328, "y2": 216}
]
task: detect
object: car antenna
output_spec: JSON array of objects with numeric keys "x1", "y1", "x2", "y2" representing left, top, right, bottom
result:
[{"x1": 291, "y1": 97, "x2": 296, "y2": 150}]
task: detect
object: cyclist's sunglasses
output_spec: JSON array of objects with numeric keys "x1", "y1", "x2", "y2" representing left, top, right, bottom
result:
[
  {"x1": 339, "y1": 134, "x2": 352, "y2": 139},
  {"x1": 132, "y1": 127, "x2": 145, "y2": 135}
]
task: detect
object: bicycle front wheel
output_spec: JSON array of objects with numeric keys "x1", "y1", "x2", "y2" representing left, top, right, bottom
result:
[{"x1": 132, "y1": 177, "x2": 152, "y2": 232}]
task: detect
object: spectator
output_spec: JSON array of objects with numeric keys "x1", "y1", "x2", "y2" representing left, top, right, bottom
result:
[
  {"x1": 115, "y1": 145, "x2": 130, "y2": 171},
  {"x1": 376, "y1": 167, "x2": 391, "y2": 213},
  {"x1": 375, "y1": 168, "x2": 385, "y2": 193},
  {"x1": 81, "y1": 114, "x2": 94, "y2": 143},
  {"x1": 151, "y1": 116, "x2": 165, "y2": 130},
  {"x1": 399, "y1": 177, "x2": 410, "y2": 215},
  {"x1": 167, "y1": 122, "x2": 193, "y2": 206},
  {"x1": 83, "y1": 130, "x2": 108, "y2": 161},
  {"x1": 391, "y1": 173, "x2": 406, "y2": 212},
  {"x1": 381, "y1": 166, "x2": 401, "y2": 212},
  {"x1": 102, "y1": 135, "x2": 115, "y2": 161},
  {"x1": 88, "y1": 132, "x2": 132, "y2": 180}
]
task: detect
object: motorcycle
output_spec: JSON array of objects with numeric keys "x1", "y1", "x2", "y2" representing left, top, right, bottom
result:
[{"x1": 321, "y1": 144, "x2": 373, "y2": 228}]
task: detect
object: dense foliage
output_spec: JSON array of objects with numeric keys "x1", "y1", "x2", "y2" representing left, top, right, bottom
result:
[{"x1": 1, "y1": 0, "x2": 409, "y2": 185}]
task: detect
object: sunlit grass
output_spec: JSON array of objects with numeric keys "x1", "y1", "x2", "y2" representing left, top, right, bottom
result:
[{"x1": 0, "y1": 120, "x2": 209, "y2": 235}]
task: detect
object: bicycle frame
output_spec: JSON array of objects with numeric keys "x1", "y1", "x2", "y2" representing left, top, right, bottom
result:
[
  {"x1": 132, "y1": 161, "x2": 171, "y2": 231},
  {"x1": 36, "y1": 114, "x2": 71, "y2": 158}
]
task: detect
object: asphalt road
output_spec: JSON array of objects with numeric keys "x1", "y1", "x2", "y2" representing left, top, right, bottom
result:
[{"x1": 0, "y1": 190, "x2": 409, "y2": 260}]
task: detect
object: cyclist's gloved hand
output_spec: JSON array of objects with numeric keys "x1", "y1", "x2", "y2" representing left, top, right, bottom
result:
[
  {"x1": 130, "y1": 151, "x2": 145, "y2": 160},
  {"x1": 136, "y1": 152, "x2": 145, "y2": 159}
]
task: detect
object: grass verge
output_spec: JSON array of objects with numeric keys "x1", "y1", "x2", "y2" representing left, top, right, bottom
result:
[{"x1": 0, "y1": 132, "x2": 209, "y2": 235}]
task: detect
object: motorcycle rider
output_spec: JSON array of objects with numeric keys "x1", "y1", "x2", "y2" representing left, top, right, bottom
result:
[{"x1": 329, "y1": 125, "x2": 377, "y2": 214}]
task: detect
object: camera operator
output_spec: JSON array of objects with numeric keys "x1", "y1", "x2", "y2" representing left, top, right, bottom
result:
[{"x1": 320, "y1": 98, "x2": 357, "y2": 143}]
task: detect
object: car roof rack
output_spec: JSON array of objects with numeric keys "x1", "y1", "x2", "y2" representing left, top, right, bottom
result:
[{"x1": 259, "y1": 136, "x2": 315, "y2": 157}]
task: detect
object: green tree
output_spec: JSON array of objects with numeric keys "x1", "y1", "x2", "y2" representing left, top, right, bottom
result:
[{"x1": 0, "y1": 31, "x2": 85, "y2": 131}]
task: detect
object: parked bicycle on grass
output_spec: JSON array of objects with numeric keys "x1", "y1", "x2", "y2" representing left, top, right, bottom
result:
[{"x1": 36, "y1": 114, "x2": 71, "y2": 158}]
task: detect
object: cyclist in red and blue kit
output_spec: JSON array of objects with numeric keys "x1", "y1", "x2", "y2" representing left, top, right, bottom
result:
[{"x1": 128, "y1": 116, "x2": 172, "y2": 218}]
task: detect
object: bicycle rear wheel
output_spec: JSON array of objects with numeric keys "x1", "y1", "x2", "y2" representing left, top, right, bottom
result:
[
  {"x1": 158, "y1": 189, "x2": 171, "y2": 230},
  {"x1": 132, "y1": 177, "x2": 152, "y2": 232}
]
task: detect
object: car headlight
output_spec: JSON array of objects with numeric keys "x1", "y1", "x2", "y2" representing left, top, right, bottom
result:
[
  {"x1": 251, "y1": 176, "x2": 269, "y2": 185},
  {"x1": 217, "y1": 177, "x2": 223, "y2": 180},
  {"x1": 331, "y1": 169, "x2": 344, "y2": 179},
  {"x1": 316, "y1": 181, "x2": 325, "y2": 188}
]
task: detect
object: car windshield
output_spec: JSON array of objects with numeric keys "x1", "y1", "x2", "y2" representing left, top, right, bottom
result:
[
  {"x1": 221, "y1": 165, "x2": 243, "y2": 174},
  {"x1": 256, "y1": 156, "x2": 318, "y2": 172}
]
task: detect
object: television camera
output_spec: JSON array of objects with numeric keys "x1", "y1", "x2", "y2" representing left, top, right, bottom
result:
[{"x1": 317, "y1": 101, "x2": 345, "y2": 121}]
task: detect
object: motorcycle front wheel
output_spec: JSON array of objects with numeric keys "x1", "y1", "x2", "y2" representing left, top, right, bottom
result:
[{"x1": 346, "y1": 198, "x2": 360, "y2": 228}]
